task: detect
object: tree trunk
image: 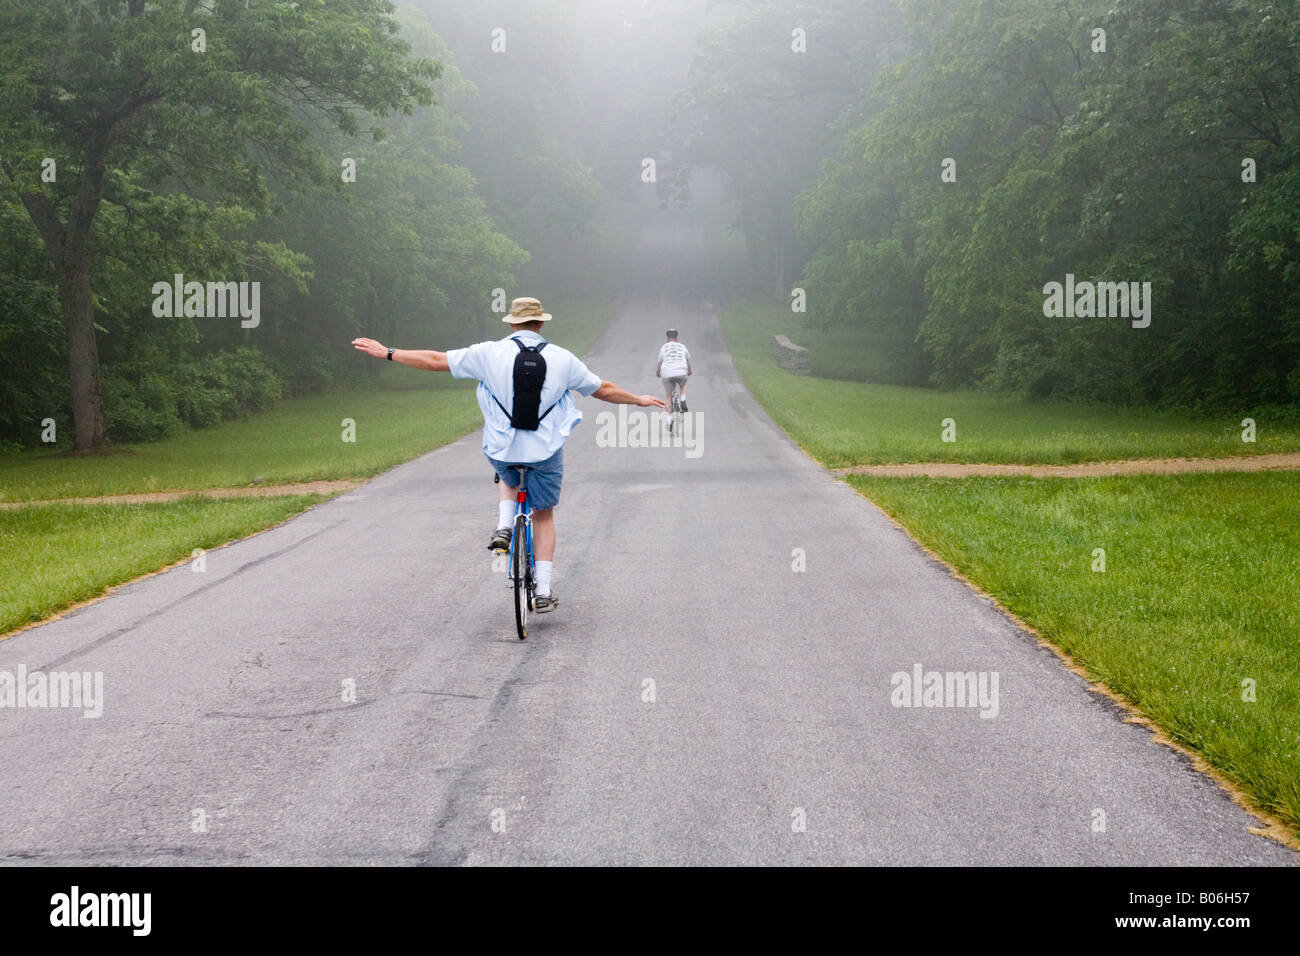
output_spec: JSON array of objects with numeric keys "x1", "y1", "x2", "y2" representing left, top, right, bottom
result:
[
  {"x1": 22, "y1": 134, "x2": 112, "y2": 451},
  {"x1": 57, "y1": 257, "x2": 106, "y2": 451},
  {"x1": 16, "y1": 188, "x2": 109, "y2": 452}
]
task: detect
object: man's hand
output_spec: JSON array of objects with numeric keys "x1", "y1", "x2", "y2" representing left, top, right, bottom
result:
[
  {"x1": 352, "y1": 337, "x2": 387, "y2": 359},
  {"x1": 593, "y1": 382, "x2": 667, "y2": 407}
]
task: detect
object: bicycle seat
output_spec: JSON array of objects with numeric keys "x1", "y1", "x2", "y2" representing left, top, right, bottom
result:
[{"x1": 493, "y1": 464, "x2": 533, "y2": 482}]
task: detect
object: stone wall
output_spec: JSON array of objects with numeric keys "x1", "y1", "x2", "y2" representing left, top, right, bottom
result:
[{"x1": 772, "y1": 335, "x2": 811, "y2": 375}]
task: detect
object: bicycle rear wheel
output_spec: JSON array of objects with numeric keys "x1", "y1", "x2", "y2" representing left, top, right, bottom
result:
[{"x1": 513, "y1": 512, "x2": 529, "y2": 639}]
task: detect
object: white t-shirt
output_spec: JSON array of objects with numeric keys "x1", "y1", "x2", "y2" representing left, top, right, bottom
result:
[
  {"x1": 446, "y1": 330, "x2": 602, "y2": 463},
  {"x1": 658, "y1": 341, "x2": 690, "y2": 378}
]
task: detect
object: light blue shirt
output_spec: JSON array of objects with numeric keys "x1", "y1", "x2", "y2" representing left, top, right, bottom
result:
[{"x1": 446, "y1": 329, "x2": 603, "y2": 462}]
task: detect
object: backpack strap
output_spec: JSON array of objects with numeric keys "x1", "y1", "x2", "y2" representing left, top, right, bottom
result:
[{"x1": 532, "y1": 339, "x2": 561, "y2": 422}]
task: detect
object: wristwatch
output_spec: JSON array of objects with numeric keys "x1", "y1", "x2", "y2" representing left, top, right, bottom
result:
[{"x1": 387, "y1": 347, "x2": 394, "y2": 361}]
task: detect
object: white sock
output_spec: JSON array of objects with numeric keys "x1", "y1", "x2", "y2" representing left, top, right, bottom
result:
[
  {"x1": 536, "y1": 560, "x2": 553, "y2": 597},
  {"x1": 498, "y1": 500, "x2": 515, "y2": 530}
]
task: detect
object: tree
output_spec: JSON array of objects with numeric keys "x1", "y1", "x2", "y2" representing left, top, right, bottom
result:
[
  {"x1": 0, "y1": 0, "x2": 437, "y2": 450},
  {"x1": 798, "y1": 0, "x2": 1300, "y2": 407},
  {"x1": 667, "y1": 0, "x2": 904, "y2": 299}
]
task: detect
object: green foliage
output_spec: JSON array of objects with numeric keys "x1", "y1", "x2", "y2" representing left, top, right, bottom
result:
[
  {"x1": 101, "y1": 347, "x2": 284, "y2": 442},
  {"x1": 0, "y1": 0, "x2": 441, "y2": 448},
  {"x1": 102, "y1": 363, "x2": 184, "y2": 443},
  {"x1": 176, "y1": 349, "x2": 285, "y2": 427},
  {"x1": 798, "y1": 0, "x2": 1300, "y2": 409},
  {"x1": 0, "y1": 0, "x2": 439, "y2": 209},
  {"x1": 0, "y1": 1, "x2": 531, "y2": 448},
  {"x1": 0, "y1": 196, "x2": 63, "y2": 440}
]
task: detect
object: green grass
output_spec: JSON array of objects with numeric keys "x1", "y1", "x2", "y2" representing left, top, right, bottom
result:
[
  {"x1": 722, "y1": 300, "x2": 1300, "y2": 466},
  {"x1": 0, "y1": 496, "x2": 327, "y2": 636},
  {"x1": 850, "y1": 471, "x2": 1300, "y2": 833},
  {"x1": 0, "y1": 382, "x2": 483, "y2": 502}
]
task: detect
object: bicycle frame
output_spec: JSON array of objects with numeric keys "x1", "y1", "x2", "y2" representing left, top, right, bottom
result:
[
  {"x1": 505, "y1": 465, "x2": 536, "y2": 639},
  {"x1": 507, "y1": 467, "x2": 534, "y2": 583}
]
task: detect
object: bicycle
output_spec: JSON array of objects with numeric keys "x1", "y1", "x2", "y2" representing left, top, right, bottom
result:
[
  {"x1": 495, "y1": 465, "x2": 536, "y2": 640},
  {"x1": 666, "y1": 380, "x2": 685, "y2": 434}
]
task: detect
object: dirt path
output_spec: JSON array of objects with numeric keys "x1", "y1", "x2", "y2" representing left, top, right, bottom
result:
[
  {"x1": 5, "y1": 452, "x2": 1298, "y2": 508},
  {"x1": 835, "y1": 452, "x2": 1300, "y2": 479},
  {"x1": 0, "y1": 479, "x2": 361, "y2": 510}
]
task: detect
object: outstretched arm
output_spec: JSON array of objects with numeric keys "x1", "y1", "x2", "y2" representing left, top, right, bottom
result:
[
  {"x1": 352, "y1": 337, "x2": 449, "y2": 372},
  {"x1": 593, "y1": 381, "x2": 666, "y2": 408}
]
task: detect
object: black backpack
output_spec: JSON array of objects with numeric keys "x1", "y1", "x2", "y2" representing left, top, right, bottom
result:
[{"x1": 490, "y1": 337, "x2": 559, "y2": 431}]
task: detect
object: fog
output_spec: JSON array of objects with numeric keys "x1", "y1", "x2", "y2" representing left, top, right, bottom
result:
[{"x1": 401, "y1": 0, "x2": 880, "y2": 307}]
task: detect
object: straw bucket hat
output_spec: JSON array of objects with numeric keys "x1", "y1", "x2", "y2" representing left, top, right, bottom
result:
[{"x1": 502, "y1": 296, "x2": 553, "y2": 324}]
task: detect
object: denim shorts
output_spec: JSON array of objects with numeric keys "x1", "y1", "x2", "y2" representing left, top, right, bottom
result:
[{"x1": 487, "y1": 447, "x2": 564, "y2": 511}]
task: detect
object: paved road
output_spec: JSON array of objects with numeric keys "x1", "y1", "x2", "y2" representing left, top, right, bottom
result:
[{"x1": 0, "y1": 305, "x2": 1291, "y2": 865}]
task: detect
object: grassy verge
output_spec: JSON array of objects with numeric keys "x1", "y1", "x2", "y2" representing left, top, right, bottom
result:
[
  {"x1": 850, "y1": 471, "x2": 1300, "y2": 834},
  {"x1": 0, "y1": 496, "x2": 327, "y2": 636},
  {"x1": 0, "y1": 383, "x2": 483, "y2": 502},
  {"x1": 722, "y1": 299, "x2": 1300, "y2": 466}
]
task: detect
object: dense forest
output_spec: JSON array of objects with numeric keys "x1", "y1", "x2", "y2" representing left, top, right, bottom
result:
[
  {"x1": 795, "y1": 0, "x2": 1300, "y2": 407},
  {"x1": 2, "y1": 0, "x2": 1297, "y2": 452}
]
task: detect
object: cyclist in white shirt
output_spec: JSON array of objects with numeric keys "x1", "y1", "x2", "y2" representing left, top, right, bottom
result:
[
  {"x1": 655, "y1": 328, "x2": 692, "y2": 411},
  {"x1": 352, "y1": 297, "x2": 664, "y2": 613}
]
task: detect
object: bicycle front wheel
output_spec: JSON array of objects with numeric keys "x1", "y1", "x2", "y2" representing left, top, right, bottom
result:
[{"x1": 513, "y1": 513, "x2": 529, "y2": 639}]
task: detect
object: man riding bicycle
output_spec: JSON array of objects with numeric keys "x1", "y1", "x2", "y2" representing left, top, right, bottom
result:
[
  {"x1": 656, "y1": 328, "x2": 692, "y2": 412},
  {"x1": 352, "y1": 297, "x2": 664, "y2": 613}
]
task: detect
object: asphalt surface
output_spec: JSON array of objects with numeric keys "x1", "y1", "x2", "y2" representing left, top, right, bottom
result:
[{"x1": 0, "y1": 305, "x2": 1292, "y2": 865}]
